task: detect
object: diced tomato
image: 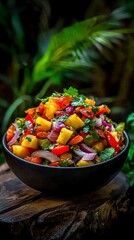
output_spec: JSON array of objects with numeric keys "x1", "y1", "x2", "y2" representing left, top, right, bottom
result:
[
  {"x1": 95, "y1": 128, "x2": 105, "y2": 138},
  {"x1": 24, "y1": 156, "x2": 42, "y2": 164},
  {"x1": 80, "y1": 131, "x2": 88, "y2": 139},
  {"x1": 55, "y1": 110, "x2": 65, "y2": 116},
  {"x1": 79, "y1": 107, "x2": 94, "y2": 119},
  {"x1": 35, "y1": 131, "x2": 48, "y2": 139},
  {"x1": 49, "y1": 161, "x2": 59, "y2": 167},
  {"x1": 105, "y1": 131, "x2": 120, "y2": 151},
  {"x1": 51, "y1": 145, "x2": 69, "y2": 155},
  {"x1": 96, "y1": 105, "x2": 111, "y2": 116},
  {"x1": 55, "y1": 96, "x2": 72, "y2": 109},
  {"x1": 68, "y1": 135, "x2": 83, "y2": 145},
  {"x1": 6, "y1": 124, "x2": 15, "y2": 142},
  {"x1": 75, "y1": 106, "x2": 94, "y2": 118}
]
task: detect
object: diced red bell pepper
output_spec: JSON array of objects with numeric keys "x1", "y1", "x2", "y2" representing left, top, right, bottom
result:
[
  {"x1": 105, "y1": 131, "x2": 120, "y2": 151},
  {"x1": 68, "y1": 135, "x2": 83, "y2": 145},
  {"x1": 96, "y1": 105, "x2": 110, "y2": 116},
  {"x1": 51, "y1": 145, "x2": 69, "y2": 155}
]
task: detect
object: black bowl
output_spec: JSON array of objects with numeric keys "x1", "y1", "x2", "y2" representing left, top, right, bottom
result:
[{"x1": 2, "y1": 131, "x2": 130, "y2": 195}]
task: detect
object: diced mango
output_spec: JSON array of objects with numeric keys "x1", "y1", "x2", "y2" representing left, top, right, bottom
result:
[
  {"x1": 35, "y1": 116, "x2": 52, "y2": 131},
  {"x1": 12, "y1": 145, "x2": 30, "y2": 158},
  {"x1": 21, "y1": 135, "x2": 38, "y2": 149},
  {"x1": 84, "y1": 98, "x2": 96, "y2": 106},
  {"x1": 93, "y1": 142, "x2": 104, "y2": 153},
  {"x1": 76, "y1": 160, "x2": 94, "y2": 167},
  {"x1": 45, "y1": 101, "x2": 59, "y2": 119},
  {"x1": 56, "y1": 128, "x2": 73, "y2": 145},
  {"x1": 65, "y1": 113, "x2": 85, "y2": 129}
]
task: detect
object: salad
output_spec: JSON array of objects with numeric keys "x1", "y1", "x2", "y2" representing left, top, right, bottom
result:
[{"x1": 6, "y1": 87, "x2": 125, "y2": 167}]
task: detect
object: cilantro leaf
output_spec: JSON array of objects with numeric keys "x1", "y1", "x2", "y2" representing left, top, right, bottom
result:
[
  {"x1": 100, "y1": 147, "x2": 115, "y2": 161},
  {"x1": 63, "y1": 87, "x2": 79, "y2": 96},
  {"x1": 71, "y1": 95, "x2": 87, "y2": 107}
]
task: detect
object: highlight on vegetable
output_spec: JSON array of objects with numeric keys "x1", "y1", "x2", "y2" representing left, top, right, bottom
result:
[{"x1": 6, "y1": 87, "x2": 126, "y2": 167}]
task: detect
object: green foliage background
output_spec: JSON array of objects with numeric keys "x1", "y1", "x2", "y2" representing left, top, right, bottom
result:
[{"x1": 0, "y1": 0, "x2": 134, "y2": 184}]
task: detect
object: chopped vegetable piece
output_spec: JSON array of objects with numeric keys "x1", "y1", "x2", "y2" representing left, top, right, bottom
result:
[
  {"x1": 105, "y1": 131, "x2": 120, "y2": 151},
  {"x1": 22, "y1": 135, "x2": 38, "y2": 149},
  {"x1": 51, "y1": 145, "x2": 69, "y2": 155},
  {"x1": 65, "y1": 113, "x2": 85, "y2": 129},
  {"x1": 35, "y1": 117, "x2": 52, "y2": 131},
  {"x1": 68, "y1": 135, "x2": 83, "y2": 145},
  {"x1": 56, "y1": 128, "x2": 73, "y2": 144}
]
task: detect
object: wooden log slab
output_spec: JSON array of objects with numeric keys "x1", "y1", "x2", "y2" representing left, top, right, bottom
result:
[{"x1": 0, "y1": 163, "x2": 134, "y2": 240}]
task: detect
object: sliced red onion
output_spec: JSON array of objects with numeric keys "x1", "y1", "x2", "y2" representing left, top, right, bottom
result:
[
  {"x1": 52, "y1": 121, "x2": 65, "y2": 132},
  {"x1": 81, "y1": 153, "x2": 97, "y2": 161},
  {"x1": 94, "y1": 117, "x2": 102, "y2": 127},
  {"x1": 7, "y1": 129, "x2": 21, "y2": 146},
  {"x1": 47, "y1": 130, "x2": 59, "y2": 142},
  {"x1": 79, "y1": 143, "x2": 96, "y2": 153},
  {"x1": 102, "y1": 120, "x2": 112, "y2": 130},
  {"x1": 65, "y1": 106, "x2": 75, "y2": 115},
  {"x1": 31, "y1": 150, "x2": 60, "y2": 162},
  {"x1": 100, "y1": 114, "x2": 104, "y2": 120},
  {"x1": 73, "y1": 148, "x2": 87, "y2": 157}
]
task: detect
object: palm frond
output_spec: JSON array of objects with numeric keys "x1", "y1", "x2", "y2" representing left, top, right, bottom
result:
[{"x1": 33, "y1": 9, "x2": 132, "y2": 83}]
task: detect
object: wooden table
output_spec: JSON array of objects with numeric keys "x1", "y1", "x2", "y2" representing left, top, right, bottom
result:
[{"x1": 0, "y1": 163, "x2": 134, "y2": 240}]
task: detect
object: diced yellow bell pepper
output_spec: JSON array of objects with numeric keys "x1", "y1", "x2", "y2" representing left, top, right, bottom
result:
[
  {"x1": 56, "y1": 128, "x2": 73, "y2": 145},
  {"x1": 12, "y1": 145, "x2": 30, "y2": 158},
  {"x1": 35, "y1": 116, "x2": 52, "y2": 131},
  {"x1": 65, "y1": 113, "x2": 85, "y2": 129},
  {"x1": 76, "y1": 160, "x2": 94, "y2": 167},
  {"x1": 21, "y1": 135, "x2": 38, "y2": 149}
]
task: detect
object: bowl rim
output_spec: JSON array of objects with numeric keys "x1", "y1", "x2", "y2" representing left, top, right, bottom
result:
[{"x1": 2, "y1": 130, "x2": 130, "y2": 170}]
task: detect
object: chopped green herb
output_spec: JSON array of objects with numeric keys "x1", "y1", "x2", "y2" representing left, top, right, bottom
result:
[
  {"x1": 43, "y1": 160, "x2": 50, "y2": 165},
  {"x1": 63, "y1": 87, "x2": 78, "y2": 96},
  {"x1": 60, "y1": 160, "x2": 68, "y2": 167},
  {"x1": 71, "y1": 95, "x2": 87, "y2": 107},
  {"x1": 41, "y1": 139, "x2": 51, "y2": 150},
  {"x1": 100, "y1": 147, "x2": 115, "y2": 161},
  {"x1": 37, "y1": 97, "x2": 49, "y2": 103},
  {"x1": 26, "y1": 136, "x2": 32, "y2": 142}
]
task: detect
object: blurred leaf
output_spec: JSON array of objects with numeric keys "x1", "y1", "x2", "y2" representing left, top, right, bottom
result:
[
  {"x1": 33, "y1": 11, "x2": 132, "y2": 83},
  {"x1": 2, "y1": 95, "x2": 32, "y2": 132},
  {"x1": 126, "y1": 112, "x2": 134, "y2": 125}
]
